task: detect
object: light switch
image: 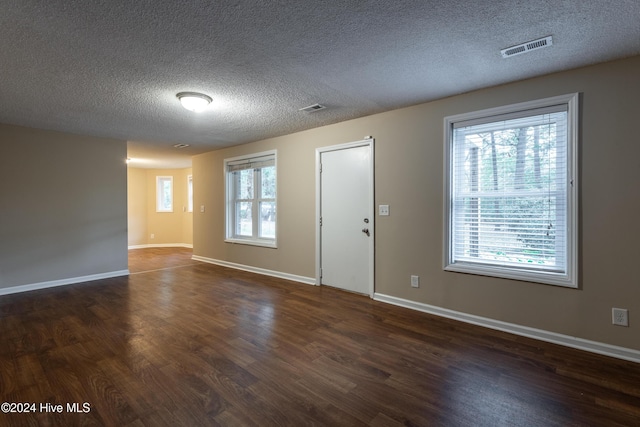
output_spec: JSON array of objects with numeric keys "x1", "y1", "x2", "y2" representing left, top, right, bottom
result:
[
  {"x1": 379, "y1": 204, "x2": 390, "y2": 216},
  {"x1": 200, "y1": 205, "x2": 205, "y2": 213}
]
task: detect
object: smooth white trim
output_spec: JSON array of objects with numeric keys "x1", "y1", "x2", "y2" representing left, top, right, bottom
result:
[
  {"x1": 0, "y1": 270, "x2": 130, "y2": 296},
  {"x1": 128, "y1": 243, "x2": 193, "y2": 250},
  {"x1": 224, "y1": 238, "x2": 277, "y2": 248},
  {"x1": 374, "y1": 293, "x2": 640, "y2": 364},
  {"x1": 192, "y1": 255, "x2": 316, "y2": 286},
  {"x1": 316, "y1": 138, "x2": 375, "y2": 297}
]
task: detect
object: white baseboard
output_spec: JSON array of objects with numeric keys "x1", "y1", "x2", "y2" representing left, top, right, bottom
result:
[
  {"x1": 374, "y1": 293, "x2": 640, "y2": 364},
  {"x1": 128, "y1": 243, "x2": 193, "y2": 250},
  {"x1": 192, "y1": 255, "x2": 316, "y2": 286},
  {"x1": 0, "y1": 270, "x2": 130, "y2": 296}
]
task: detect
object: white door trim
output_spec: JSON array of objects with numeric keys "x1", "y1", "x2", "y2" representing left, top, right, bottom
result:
[{"x1": 315, "y1": 138, "x2": 375, "y2": 297}]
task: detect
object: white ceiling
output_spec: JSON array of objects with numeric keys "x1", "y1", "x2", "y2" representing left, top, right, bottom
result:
[{"x1": 1, "y1": 1, "x2": 639, "y2": 168}]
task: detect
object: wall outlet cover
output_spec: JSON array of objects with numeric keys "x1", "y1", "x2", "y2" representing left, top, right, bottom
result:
[
  {"x1": 612, "y1": 308, "x2": 629, "y2": 327},
  {"x1": 411, "y1": 275, "x2": 419, "y2": 288}
]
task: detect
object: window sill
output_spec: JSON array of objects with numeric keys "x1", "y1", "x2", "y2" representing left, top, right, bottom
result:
[
  {"x1": 225, "y1": 238, "x2": 277, "y2": 249},
  {"x1": 444, "y1": 262, "x2": 576, "y2": 288}
]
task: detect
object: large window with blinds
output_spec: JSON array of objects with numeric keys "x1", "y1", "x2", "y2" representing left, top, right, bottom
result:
[
  {"x1": 225, "y1": 151, "x2": 277, "y2": 247},
  {"x1": 444, "y1": 94, "x2": 579, "y2": 287}
]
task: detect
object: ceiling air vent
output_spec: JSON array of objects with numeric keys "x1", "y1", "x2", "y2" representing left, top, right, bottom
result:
[
  {"x1": 501, "y1": 36, "x2": 553, "y2": 58},
  {"x1": 299, "y1": 103, "x2": 326, "y2": 113}
]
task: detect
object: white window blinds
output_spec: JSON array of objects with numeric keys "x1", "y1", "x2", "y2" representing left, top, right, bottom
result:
[
  {"x1": 445, "y1": 93, "x2": 578, "y2": 287},
  {"x1": 226, "y1": 155, "x2": 275, "y2": 172}
]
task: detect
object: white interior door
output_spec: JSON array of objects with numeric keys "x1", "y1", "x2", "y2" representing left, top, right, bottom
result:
[{"x1": 317, "y1": 140, "x2": 374, "y2": 296}]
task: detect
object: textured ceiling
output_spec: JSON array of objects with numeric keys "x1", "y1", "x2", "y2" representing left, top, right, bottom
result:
[{"x1": 1, "y1": 0, "x2": 639, "y2": 168}]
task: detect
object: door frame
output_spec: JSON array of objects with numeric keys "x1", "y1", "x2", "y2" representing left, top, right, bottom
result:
[{"x1": 315, "y1": 138, "x2": 375, "y2": 297}]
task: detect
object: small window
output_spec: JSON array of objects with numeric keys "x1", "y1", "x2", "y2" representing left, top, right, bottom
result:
[
  {"x1": 444, "y1": 94, "x2": 579, "y2": 287},
  {"x1": 225, "y1": 151, "x2": 276, "y2": 247},
  {"x1": 156, "y1": 176, "x2": 173, "y2": 212},
  {"x1": 187, "y1": 174, "x2": 193, "y2": 213}
]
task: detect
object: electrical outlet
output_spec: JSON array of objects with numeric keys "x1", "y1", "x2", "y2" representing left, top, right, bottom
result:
[
  {"x1": 150, "y1": 233, "x2": 155, "y2": 239},
  {"x1": 612, "y1": 308, "x2": 629, "y2": 327},
  {"x1": 411, "y1": 275, "x2": 419, "y2": 288},
  {"x1": 379, "y1": 205, "x2": 390, "y2": 216}
]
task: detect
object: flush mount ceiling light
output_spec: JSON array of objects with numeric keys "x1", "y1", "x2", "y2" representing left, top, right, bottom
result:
[{"x1": 176, "y1": 92, "x2": 212, "y2": 112}]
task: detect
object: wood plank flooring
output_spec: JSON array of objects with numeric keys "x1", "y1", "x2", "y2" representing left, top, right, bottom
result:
[
  {"x1": 128, "y1": 247, "x2": 199, "y2": 274},
  {"x1": 0, "y1": 248, "x2": 639, "y2": 426}
]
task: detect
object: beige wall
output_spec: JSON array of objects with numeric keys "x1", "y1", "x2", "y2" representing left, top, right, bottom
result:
[
  {"x1": 0, "y1": 123, "x2": 128, "y2": 289},
  {"x1": 193, "y1": 140, "x2": 316, "y2": 276},
  {"x1": 127, "y1": 167, "x2": 147, "y2": 246},
  {"x1": 127, "y1": 167, "x2": 193, "y2": 247},
  {"x1": 194, "y1": 55, "x2": 640, "y2": 351}
]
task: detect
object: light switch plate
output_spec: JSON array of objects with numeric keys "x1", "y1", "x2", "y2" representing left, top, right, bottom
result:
[{"x1": 379, "y1": 204, "x2": 390, "y2": 216}]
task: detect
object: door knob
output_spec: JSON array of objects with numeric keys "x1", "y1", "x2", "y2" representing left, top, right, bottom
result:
[{"x1": 362, "y1": 228, "x2": 370, "y2": 236}]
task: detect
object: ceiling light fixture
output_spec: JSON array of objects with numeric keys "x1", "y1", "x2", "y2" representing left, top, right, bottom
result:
[{"x1": 176, "y1": 92, "x2": 212, "y2": 112}]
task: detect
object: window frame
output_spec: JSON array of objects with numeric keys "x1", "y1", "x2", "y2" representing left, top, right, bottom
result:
[
  {"x1": 443, "y1": 93, "x2": 579, "y2": 288},
  {"x1": 187, "y1": 174, "x2": 193, "y2": 213},
  {"x1": 224, "y1": 150, "x2": 277, "y2": 248},
  {"x1": 156, "y1": 176, "x2": 173, "y2": 213}
]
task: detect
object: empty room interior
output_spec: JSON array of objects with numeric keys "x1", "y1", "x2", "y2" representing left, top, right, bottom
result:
[{"x1": 1, "y1": 1, "x2": 639, "y2": 426}]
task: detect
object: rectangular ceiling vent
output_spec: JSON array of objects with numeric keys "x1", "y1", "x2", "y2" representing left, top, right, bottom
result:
[
  {"x1": 299, "y1": 103, "x2": 326, "y2": 113},
  {"x1": 501, "y1": 36, "x2": 553, "y2": 58}
]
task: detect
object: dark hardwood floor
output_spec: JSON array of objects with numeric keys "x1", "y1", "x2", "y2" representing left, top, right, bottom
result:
[
  {"x1": 128, "y1": 247, "x2": 199, "y2": 274},
  {"x1": 0, "y1": 249, "x2": 639, "y2": 426}
]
